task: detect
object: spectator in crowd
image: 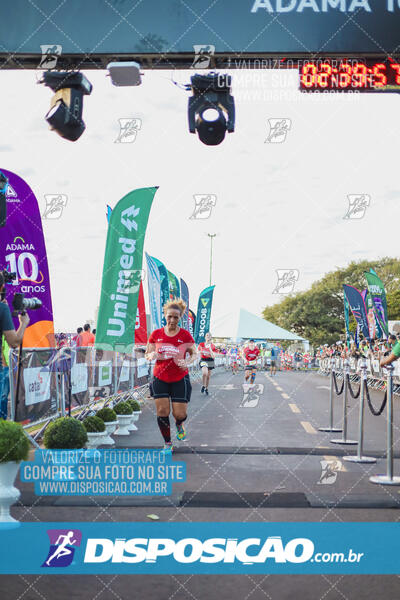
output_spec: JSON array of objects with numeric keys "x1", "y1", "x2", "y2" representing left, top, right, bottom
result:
[
  {"x1": 380, "y1": 335, "x2": 400, "y2": 368},
  {"x1": 77, "y1": 324, "x2": 95, "y2": 347},
  {"x1": 0, "y1": 272, "x2": 30, "y2": 419},
  {"x1": 72, "y1": 327, "x2": 83, "y2": 346}
]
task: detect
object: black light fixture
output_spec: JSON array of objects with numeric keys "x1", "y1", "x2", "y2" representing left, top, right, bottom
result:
[
  {"x1": 0, "y1": 171, "x2": 8, "y2": 228},
  {"x1": 39, "y1": 71, "x2": 93, "y2": 141},
  {"x1": 188, "y1": 72, "x2": 235, "y2": 146}
]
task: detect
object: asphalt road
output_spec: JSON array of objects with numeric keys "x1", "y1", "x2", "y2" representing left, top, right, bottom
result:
[{"x1": 5, "y1": 367, "x2": 400, "y2": 599}]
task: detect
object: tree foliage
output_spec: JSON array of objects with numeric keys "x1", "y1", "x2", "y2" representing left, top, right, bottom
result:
[{"x1": 263, "y1": 258, "x2": 400, "y2": 346}]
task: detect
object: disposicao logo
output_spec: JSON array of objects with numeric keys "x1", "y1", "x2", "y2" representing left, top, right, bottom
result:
[
  {"x1": 83, "y1": 536, "x2": 314, "y2": 564},
  {"x1": 42, "y1": 529, "x2": 82, "y2": 568}
]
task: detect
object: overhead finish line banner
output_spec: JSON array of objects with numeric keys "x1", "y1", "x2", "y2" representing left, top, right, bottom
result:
[
  {"x1": 1, "y1": 1, "x2": 400, "y2": 56},
  {"x1": 95, "y1": 187, "x2": 157, "y2": 352},
  {"x1": 1, "y1": 522, "x2": 400, "y2": 574}
]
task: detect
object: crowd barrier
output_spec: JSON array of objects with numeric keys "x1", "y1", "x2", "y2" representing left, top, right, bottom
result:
[
  {"x1": 318, "y1": 356, "x2": 400, "y2": 391},
  {"x1": 8, "y1": 347, "x2": 226, "y2": 430}
]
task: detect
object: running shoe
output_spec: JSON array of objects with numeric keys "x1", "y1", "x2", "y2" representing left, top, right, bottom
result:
[
  {"x1": 161, "y1": 442, "x2": 174, "y2": 455},
  {"x1": 201, "y1": 386, "x2": 205, "y2": 394},
  {"x1": 204, "y1": 388, "x2": 209, "y2": 395},
  {"x1": 176, "y1": 423, "x2": 187, "y2": 441}
]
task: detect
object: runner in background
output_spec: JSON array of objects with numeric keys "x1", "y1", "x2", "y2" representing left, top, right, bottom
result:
[
  {"x1": 145, "y1": 299, "x2": 197, "y2": 453},
  {"x1": 270, "y1": 345, "x2": 277, "y2": 376},
  {"x1": 229, "y1": 345, "x2": 240, "y2": 374},
  {"x1": 198, "y1": 332, "x2": 217, "y2": 395},
  {"x1": 243, "y1": 339, "x2": 260, "y2": 384},
  {"x1": 265, "y1": 347, "x2": 272, "y2": 373}
]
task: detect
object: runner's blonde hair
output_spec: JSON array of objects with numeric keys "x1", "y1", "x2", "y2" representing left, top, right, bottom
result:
[{"x1": 163, "y1": 298, "x2": 187, "y2": 316}]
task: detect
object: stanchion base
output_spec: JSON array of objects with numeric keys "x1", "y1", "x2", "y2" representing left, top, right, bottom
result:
[
  {"x1": 343, "y1": 455, "x2": 377, "y2": 464},
  {"x1": 330, "y1": 438, "x2": 358, "y2": 445},
  {"x1": 369, "y1": 475, "x2": 400, "y2": 485},
  {"x1": 318, "y1": 427, "x2": 342, "y2": 432}
]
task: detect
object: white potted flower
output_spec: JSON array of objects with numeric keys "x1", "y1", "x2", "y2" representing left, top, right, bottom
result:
[
  {"x1": 113, "y1": 402, "x2": 133, "y2": 436},
  {"x1": 83, "y1": 416, "x2": 107, "y2": 449},
  {"x1": 126, "y1": 399, "x2": 142, "y2": 430},
  {"x1": 95, "y1": 407, "x2": 118, "y2": 446},
  {"x1": 0, "y1": 420, "x2": 30, "y2": 523}
]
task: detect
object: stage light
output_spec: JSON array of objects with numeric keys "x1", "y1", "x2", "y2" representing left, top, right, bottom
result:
[
  {"x1": 188, "y1": 72, "x2": 235, "y2": 146},
  {"x1": 39, "y1": 71, "x2": 93, "y2": 141}
]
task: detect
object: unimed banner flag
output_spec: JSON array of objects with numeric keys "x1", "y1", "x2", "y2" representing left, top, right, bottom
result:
[
  {"x1": 194, "y1": 285, "x2": 215, "y2": 344},
  {"x1": 364, "y1": 270, "x2": 389, "y2": 337},
  {"x1": 145, "y1": 253, "x2": 162, "y2": 330},
  {"x1": 343, "y1": 284, "x2": 370, "y2": 341},
  {"x1": 0, "y1": 168, "x2": 55, "y2": 347},
  {"x1": 180, "y1": 278, "x2": 189, "y2": 330},
  {"x1": 95, "y1": 187, "x2": 157, "y2": 352}
]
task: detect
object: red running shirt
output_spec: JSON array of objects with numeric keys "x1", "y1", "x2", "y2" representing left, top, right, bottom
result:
[
  {"x1": 148, "y1": 327, "x2": 195, "y2": 383},
  {"x1": 198, "y1": 342, "x2": 217, "y2": 359},
  {"x1": 243, "y1": 347, "x2": 260, "y2": 364}
]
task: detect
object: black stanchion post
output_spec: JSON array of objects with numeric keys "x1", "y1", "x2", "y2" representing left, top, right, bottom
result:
[
  {"x1": 319, "y1": 357, "x2": 342, "y2": 433},
  {"x1": 344, "y1": 358, "x2": 376, "y2": 464},
  {"x1": 370, "y1": 364, "x2": 400, "y2": 485},
  {"x1": 331, "y1": 359, "x2": 357, "y2": 445}
]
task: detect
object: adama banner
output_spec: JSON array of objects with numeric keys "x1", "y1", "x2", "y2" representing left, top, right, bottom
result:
[
  {"x1": 364, "y1": 269, "x2": 389, "y2": 337},
  {"x1": 194, "y1": 285, "x2": 215, "y2": 344},
  {"x1": 0, "y1": 168, "x2": 54, "y2": 347},
  {"x1": 95, "y1": 187, "x2": 157, "y2": 352}
]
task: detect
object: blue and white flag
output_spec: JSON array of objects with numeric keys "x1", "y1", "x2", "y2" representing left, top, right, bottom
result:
[{"x1": 145, "y1": 253, "x2": 162, "y2": 330}]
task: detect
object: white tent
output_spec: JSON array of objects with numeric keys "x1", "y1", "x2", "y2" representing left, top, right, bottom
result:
[{"x1": 212, "y1": 308, "x2": 305, "y2": 342}]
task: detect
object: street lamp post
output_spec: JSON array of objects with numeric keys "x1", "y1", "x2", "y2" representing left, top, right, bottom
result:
[{"x1": 208, "y1": 233, "x2": 216, "y2": 287}]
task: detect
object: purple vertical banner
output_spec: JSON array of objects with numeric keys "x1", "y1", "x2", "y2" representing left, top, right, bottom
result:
[{"x1": 0, "y1": 169, "x2": 55, "y2": 347}]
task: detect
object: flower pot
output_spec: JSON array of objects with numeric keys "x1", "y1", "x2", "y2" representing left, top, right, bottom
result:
[
  {"x1": 126, "y1": 413, "x2": 138, "y2": 432},
  {"x1": 85, "y1": 431, "x2": 108, "y2": 449},
  {"x1": 102, "y1": 421, "x2": 118, "y2": 446},
  {"x1": 0, "y1": 461, "x2": 21, "y2": 523},
  {"x1": 114, "y1": 414, "x2": 132, "y2": 436}
]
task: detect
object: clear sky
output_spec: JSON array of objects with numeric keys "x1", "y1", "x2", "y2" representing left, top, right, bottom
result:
[{"x1": 1, "y1": 68, "x2": 399, "y2": 334}]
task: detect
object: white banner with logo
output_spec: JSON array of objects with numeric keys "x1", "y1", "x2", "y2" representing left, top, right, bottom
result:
[{"x1": 23, "y1": 367, "x2": 51, "y2": 406}]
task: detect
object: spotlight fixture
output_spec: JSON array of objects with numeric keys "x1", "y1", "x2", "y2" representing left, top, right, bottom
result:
[
  {"x1": 0, "y1": 170, "x2": 8, "y2": 228},
  {"x1": 39, "y1": 71, "x2": 93, "y2": 141},
  {"x1": 188, "y1": 72, "x2": 235, "y2": 146}
]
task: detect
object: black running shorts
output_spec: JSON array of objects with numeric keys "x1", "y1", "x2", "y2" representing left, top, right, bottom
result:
[
  {"x1": 152, "y1": 374, "x2": 192, "y2": 403},
  {"x1": 200, "y1": 357, "x2": 215, "y2": 370}
]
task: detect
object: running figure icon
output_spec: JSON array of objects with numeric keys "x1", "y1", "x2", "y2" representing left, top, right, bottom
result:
[{"x1": 45, "y1": 531, "x2": 77, "y2": 566}]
